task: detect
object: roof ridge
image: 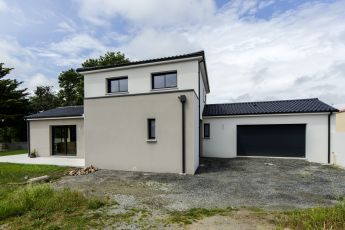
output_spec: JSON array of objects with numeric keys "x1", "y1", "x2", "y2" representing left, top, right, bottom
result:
[
  {"x1": 77, "y1": 50, "x2": 205, "y2": 72},
  {"x1": 206, "y1": 98, "x2": 319, "y2": 106}
]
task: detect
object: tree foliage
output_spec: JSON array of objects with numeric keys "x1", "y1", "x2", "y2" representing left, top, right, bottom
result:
[
  {"x1": 58, "y1": 69, "x2": 83, "y2": 106},
  {"x1": 0, "y1": 63, "x2": 29, "y2": 141},
  {"x1": 82, "y1": 51, "x2": 130, "y2": 68},
  {"x1": 30, "y1": 86, "x2": 61, "y2": 113},
  {"x1": 57, "y1": 51, "x2": 130, "y2": 106}
]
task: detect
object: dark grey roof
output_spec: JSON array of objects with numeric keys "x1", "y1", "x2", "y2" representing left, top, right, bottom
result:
[
  {"x1": 26, "y1": 106, "x2": 84, "y2": 119},
  {"x1": 76, "y1": 51, "x2": 205, "y2": 73},
  {"x1": 203, "y1": 98, "x2": 338, "y2": 117}
]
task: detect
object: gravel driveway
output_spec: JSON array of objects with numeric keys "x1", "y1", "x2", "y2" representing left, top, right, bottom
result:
[{"x1": 54, "y1": 157, "x2": 345, "y2": 211}]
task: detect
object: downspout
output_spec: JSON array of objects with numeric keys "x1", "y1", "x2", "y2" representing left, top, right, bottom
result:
[
  {"x1": 179, "y1": 95, "x2": 187, "y2": 174},
  {"x1": 328, "y1": 113, "x2": 331, "y2": 163},
  {"x1": 198, "y1": 61, "x2": 201, "y2": 158},
  {"x1": 27, "y1": 120, "x2": 30, "y2": 157}
]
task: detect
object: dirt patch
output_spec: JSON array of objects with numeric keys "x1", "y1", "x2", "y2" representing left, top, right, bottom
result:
[{"x1": 185, "y1": 209, "x2": 275, "y2": 230}]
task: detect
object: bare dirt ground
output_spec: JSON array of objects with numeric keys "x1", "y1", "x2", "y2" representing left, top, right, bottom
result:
[{"x1": 53, "y1": 157, "x2": 345, "y2": 229}]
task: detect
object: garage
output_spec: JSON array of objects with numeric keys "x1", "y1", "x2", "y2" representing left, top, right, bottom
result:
[
  {"x1": 237, "y1": 124, "x2": 306, "y2": 157},
  {"x1": 202, "y1": 98, "x2": 338, "y2": 164}
]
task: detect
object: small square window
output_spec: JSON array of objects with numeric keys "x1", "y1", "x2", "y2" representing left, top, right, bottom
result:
[
  {"x1": 204, "y1": 123, "x2": 210, "y2": 138},
  {"x1": 107, "y1": 77, "x2": 128, "y2": 93},
  {"x1": 148, "y1": 119, "x2": 156, "y2": 139}
]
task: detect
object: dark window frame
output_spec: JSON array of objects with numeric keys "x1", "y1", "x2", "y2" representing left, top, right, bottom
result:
[
  {"x1": 147, "y1": 119, "x2": 156, "y2": 140},
  {"x1": 51, "y1": 125, "x2": 77, "y2": 156},
  {"x1": 107, "y1": 76, "x2": 128, "y2": 93},
  {"x1": 151, "y1": 71, "x2": 177, "y2": 89},
  {"x1": 204, "y1": 123, "x2": 210, "y2": 138}
]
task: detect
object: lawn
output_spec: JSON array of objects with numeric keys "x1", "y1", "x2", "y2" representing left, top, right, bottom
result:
[
  {"x1": 0, "y1": 149, "x2": 27, "y2": 156},
  {"x1": 0, "y1": 163, "x2": 108, "y2": 229},
  {"x1": 0, "y1": 163, "x2": 68, "y2": 197}
]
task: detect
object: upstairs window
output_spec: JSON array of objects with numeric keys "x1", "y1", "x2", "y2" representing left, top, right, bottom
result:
[
  {"x1": 107, "y1": 77, "x2": 128, "y2": 93},
  {"x1": 204, "y1": 123, "x2": 210, "y2": 138},
  {"x1": 152, "y1": 71, "x2": 177, "y2": 89},
  {"x1": 148, "y1": 119, "x2": 156, "y2": 139}
]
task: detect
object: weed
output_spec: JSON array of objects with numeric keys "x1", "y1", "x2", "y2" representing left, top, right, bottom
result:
[{"x1": 276, "y1": 198, "x2": 345, "y2": 230}]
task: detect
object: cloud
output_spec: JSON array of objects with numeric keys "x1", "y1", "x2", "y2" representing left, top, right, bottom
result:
[
  {"x1": 56, "y1": 20, "x2": 77, "y2": 33},
  {"x1": 0, "y1": 36, "x2": 59, "y2": 93},
  {"x1": 31, "y1": 33, "x2": 109, "y2": 66},
  {"x1": 0, "y1": 0, "x2": 8, "y2": 12},
  {"x1": 1, "y1": 0, "x2": 345, "y2": 106},
  {"x1": 0, "y1": 36, "x2": 35, "y2": 76},
  {"x1": 77, "y1": 0, "x2": 216, "y2": 27},
  {"x1": 22, "y1": 73, "x2": 59, "y2": 94},
  {"x1": 108, "y1": 0, "x2": 345, "y2": 105},
  {"x1": 119, "y1": 29, "x2": 200, "y2": 60}
]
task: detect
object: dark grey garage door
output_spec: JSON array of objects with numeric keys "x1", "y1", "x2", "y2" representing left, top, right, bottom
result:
[{"x1": 237, "y1": 124, "x2": 306, "y2": 157}]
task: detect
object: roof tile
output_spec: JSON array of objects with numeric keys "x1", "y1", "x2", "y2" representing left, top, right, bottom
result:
[
  {"x1": 203, "y1": 98, "x2": 338, "y2": 116},
  {"x1": 26, "y1": 106, "x2": 83, "y2": 119}
]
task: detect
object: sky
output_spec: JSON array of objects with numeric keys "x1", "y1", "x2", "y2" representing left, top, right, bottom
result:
[{"x1": 1, "y1": 0, "x2": 345, "y2": 107}]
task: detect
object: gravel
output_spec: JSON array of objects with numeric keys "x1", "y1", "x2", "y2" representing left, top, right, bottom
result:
[{"x1": 53, "y1": 157, "x2": 345, "y2": 211}]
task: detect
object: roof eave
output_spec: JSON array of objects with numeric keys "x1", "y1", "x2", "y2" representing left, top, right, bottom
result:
[
  {"x1": 77, "y1": 53, "x2": 205, "y2": 74},
  {"x1": 26, "y1": 115, "x2": 84, "y2": 121}
]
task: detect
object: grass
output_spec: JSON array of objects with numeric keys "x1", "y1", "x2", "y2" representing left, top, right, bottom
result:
[
  {"x1": 0, "y1": 163, "x2": 110, "y2": 229},
  {"x1": 0, "y1": 163, "x2": 69, "y2": 198},
  {"x1": 0, "y1": 149, "x2": 27, "y2": 156},
  {"x1": 0, "y1": 184, "x2": 108, "y2": 229},
  {"x1": 276, "y1": 198, "x2": 345, "y2": 230},
  {"x1": 166, "y1": 207, "x2": 237, "y2": 225}
]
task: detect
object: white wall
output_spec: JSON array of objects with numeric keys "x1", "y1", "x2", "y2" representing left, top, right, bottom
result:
[
  {"x1": 193, "y1": 93, "x2": 200, "y2": 171},
  {"x1": 84, "y1": 91, "x2": 199, "y2": 174},
  {"x1": 199, "y1": 68, "x2": 207, "y2": 119},
  {"x1": 84, "y1": 60, "x2": 201, "y2": 98},
  {"x1": 29, "y1": 118, "x2": 84, "y2": 159},
  {"x1": 331, "y1": 114, "x2": 345, "y2": 167},
  {"x1": 202, "y1": 113, "x2": 330, "y2": 164}
]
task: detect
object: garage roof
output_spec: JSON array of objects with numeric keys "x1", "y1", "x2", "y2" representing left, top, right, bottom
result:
[
  {"x1": 203, "y1": 98, "x2": 338, "y2": 117},
  {"x1": 26, "y1": 106, "x2": 84, "y2": 119}
]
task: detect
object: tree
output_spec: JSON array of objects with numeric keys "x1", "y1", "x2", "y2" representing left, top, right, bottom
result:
[
  {"x1": 0, "y1": 63, "x2": 29, "y2": 141},
  {"x1": 58, "y1": 69, "x2": 83, "y2": 106},
  {"x1": 30, "y1": 85, "x2": 61, "y2": 113},
  {"x1": 82, "y1": 51, "x2": 130, "y2": 68},
  {"x1": 58, "y1": 51, "x2": 130, "y2": 105}
]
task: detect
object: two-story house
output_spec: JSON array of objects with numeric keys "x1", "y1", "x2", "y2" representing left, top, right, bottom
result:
[
  {"x1": 27, "y1": 51, "x2": 209, "y2": 174},
  {"x1": 26, "y1": 51, "x2": 339, "y2": 174}
]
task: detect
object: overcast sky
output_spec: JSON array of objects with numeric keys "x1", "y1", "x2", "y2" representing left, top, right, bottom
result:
[{"x1": 1, "y1": 0, "x2": 345, "y2": 107}]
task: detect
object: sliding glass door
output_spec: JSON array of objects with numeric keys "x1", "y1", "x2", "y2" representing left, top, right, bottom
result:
[{"x1": 52, "y1": 126, "x2": 76, "y2": 156}]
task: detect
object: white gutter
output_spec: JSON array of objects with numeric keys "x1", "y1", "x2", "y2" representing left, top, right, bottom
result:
[
  {"x1": 26, "y1": 116, "x2": 84, "y2": 121},
  {"x1": 79, "y1": 56, "x2": 203, "y2": 74}
]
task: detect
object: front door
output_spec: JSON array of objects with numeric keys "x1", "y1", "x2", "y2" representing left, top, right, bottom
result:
[{"x1": 52, "y1": 125, "x2": 77, "y2": 156}]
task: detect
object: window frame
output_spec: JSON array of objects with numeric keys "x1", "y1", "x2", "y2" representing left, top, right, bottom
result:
[
  {"x1": 151, "y1": 71, "x2": 177, "y2": 90},
  {"x1": 51, "y1": 125, "x2": 77, "y2": 156},
  {"x1": 147, "y1": 118, "x2": 156, "y2": 140},
  {"x1": 106, "y1": 76, "x2": 128, "y2": 93},
  {"x1": 204, "y1": 123, "x2": 210, "y2": 139}
]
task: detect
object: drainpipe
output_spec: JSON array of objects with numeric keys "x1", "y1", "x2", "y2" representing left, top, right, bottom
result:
[
  {"x1": 179, "y1": 95, "x2": 187, "y2": 174},
  {"x1": 328, "y1": 112, "x2": 332, "y2": 164},
  {"x1": 198, "y1": 61, "x2": 201, "y2": 159}
]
